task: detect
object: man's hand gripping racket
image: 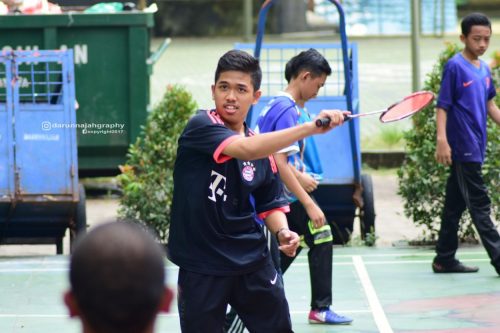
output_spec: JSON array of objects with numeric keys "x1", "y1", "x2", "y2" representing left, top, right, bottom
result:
[
  {"x1": 313, "y1": 109, "x2": 350, "y2": 132},
  {"x1": 315, "y1": 91, "x2": 435, "y2": 127}
]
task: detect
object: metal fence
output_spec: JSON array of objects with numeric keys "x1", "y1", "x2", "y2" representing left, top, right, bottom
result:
[{"x1": 235, "y1": 42, "x2": 357, "y2": 100}]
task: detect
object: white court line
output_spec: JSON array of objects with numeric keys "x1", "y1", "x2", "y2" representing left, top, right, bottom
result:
[
  {"x1": 353, "y1": 255, "x2": 394, "y2": 333},
  {"x1": 0, "y1": 251, "x2": 486, "y2": 263},
  {"x1": 333, "y1": 251, "x2": 487, "y2": 258},
  {"x1": 0, "y1": 309, "x2": 372, "y2": 319},
  {"x1": 0, "y1": 259, "x2": 68, "y2": 266},
  {"x1": 0, "y1": 266, "x2": 180, "y2": 273},
  {"x1": 0, "y1": 313, "x2": 177, "y2": 318},
  {"x1": 288, "y1": 257, "x2": 489, "y2": 268},
  {"x1": 0, "y1": 251, "x2": 486, "y2": 266},
  {"x1": 0, "y1": 259, "x2": 489, "y2": 272},
  {"x1": 362, "y1": 258, "x2": 490, "y2": 265},
  {"x1": 0, "y1": 268, "x2": 68, "y2": 273},
  {"x1": 290, "y1": 262, "x2": 352, "y2": 267},
  {"x1": 0, "y1": 314, "x2": 67, "y2": 318},
  {"x1": 288, "y1": 309, "x2": 370, "y2": 315}
]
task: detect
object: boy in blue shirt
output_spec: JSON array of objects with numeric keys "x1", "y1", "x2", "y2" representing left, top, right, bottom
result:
[
  {"x1": 433, "y1": 13, "x2": 500, "y2": 275},
  {"x1": 256, "y1": 49, "x2": 353, "y2": 325}
]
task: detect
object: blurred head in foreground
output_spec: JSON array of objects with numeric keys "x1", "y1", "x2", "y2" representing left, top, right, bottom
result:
[{"x1": 64, "y1": 221, "x2": 173, "y2": 333}]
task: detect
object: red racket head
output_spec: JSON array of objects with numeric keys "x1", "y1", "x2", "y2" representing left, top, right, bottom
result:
[{"x1": 379, "y1": 91, "x2": 434, "y2": 123}]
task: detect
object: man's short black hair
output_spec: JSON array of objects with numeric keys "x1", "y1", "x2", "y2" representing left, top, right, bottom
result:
[
  {"x1": 215, "y1": 49, "x2": 262, "y2": 91},
  {"x1": 461, "y1": 12, "x2": 491, "y2": 36},
  {"x1": 69, "y1": 222, "x2": 166, "y2": 333},
  {"x1": 285, "y1": 48, "x2": 332, "y2": 83}
]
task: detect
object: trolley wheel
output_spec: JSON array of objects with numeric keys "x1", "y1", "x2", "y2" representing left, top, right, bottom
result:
[
  {"x1": 360, "y1": 174, "x2": 376, "y2": 245},
  {"x1": 56, "y1": 239, "x2": 63, "y2": 255},
  {"x1": 330, "y1": 216, "x2": 353, "y2": 245},
  {"x1": 70, "y1": 184, "x2": 87, "y2": 253}
]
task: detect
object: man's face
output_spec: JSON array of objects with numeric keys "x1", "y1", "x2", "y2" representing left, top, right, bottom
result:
[
  {"x1": 461, "y1": 25, "x2": 491, "y2": 58},
  {"x1": 211, "y1": 71, "x2": 261, "y2": 131},
  {"x1": 302, "y1": 73, "x2": 327, "y2": 102}
]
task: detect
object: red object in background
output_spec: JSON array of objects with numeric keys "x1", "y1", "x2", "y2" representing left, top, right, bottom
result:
[{"x1": 0, "y1": 0, "x2": 61, "y2": 14}]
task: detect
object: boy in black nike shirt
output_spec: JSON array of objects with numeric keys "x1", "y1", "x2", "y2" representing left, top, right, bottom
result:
[{"x1": 168, "y1": 50, "x2": 348, "y2": 333}]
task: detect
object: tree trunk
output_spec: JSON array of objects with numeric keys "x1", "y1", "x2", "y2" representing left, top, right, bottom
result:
[{"x1": 275, "y1": 0, "x2": 308, "y2": 33}]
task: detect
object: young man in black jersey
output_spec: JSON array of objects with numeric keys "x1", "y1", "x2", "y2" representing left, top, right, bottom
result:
[{"x1": 168, "y1": 49, "x2": 348, "y2": 333}]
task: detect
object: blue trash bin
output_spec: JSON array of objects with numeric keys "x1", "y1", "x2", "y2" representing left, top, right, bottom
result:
[{"x1": 0, "y1": 49, "x2": 86, "y2": 254}]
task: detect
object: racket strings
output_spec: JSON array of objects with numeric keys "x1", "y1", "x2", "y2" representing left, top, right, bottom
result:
[{"x1": 380, "y1": 92, "x2": 434, "y2": 123}]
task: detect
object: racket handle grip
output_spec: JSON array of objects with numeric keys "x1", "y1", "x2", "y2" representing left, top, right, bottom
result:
[
  {"x1": 315, "y1": 115, "x2": 350, "y2": 127},
  {"x1": 315, "y1": 118, "x2": 330, "y2": 127}
]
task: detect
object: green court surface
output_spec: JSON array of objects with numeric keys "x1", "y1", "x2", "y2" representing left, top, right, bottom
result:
[{"x1": 1, "y1": 246, "x2": 498, "y2": 333}]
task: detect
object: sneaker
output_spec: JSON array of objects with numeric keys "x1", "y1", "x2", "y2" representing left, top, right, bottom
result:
[
  {"x1": 432, "y1": 261, "x2": 479, "y2": 273},
  {"x1": 308, "y1": 308, "x2": 353, "y2": 325}
]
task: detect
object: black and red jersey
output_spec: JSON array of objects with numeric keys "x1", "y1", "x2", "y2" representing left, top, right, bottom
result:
[{"x1": 167, "y1": 110, "x2": 289, "y2": 275}]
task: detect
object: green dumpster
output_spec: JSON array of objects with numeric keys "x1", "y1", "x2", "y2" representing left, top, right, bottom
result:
[{"x1": 0, "y1": 12, "x2": 169, "y2": 176}]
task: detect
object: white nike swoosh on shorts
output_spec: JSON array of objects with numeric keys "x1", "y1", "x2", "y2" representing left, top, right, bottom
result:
[{"x1": 270, "y1": 272, "x2": 278, "y2": 285}]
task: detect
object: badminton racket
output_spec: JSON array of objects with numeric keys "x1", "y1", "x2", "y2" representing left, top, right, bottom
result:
[{"x1": 316, "y1": 91, "x2": 434, "y2": 127}]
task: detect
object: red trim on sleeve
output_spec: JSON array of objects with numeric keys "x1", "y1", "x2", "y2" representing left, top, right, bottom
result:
[
  {"x1": 258, "y1": 206, "x2": 290, "y2": 220},
  {"x1": 268, "y1": 155, "x2": 278, "y2": 173},
  {"x1": 213, "y1": 135, "x2": 241, "y2": 163}
]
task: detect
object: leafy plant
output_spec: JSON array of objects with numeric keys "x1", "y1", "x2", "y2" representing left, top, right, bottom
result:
[
  {"x1": 361, "y1": 125, "x2": 406, "y2": 151},
  {"x1": 397, "y1": 43, "x2": 500, "y2": 242},
  {"x1": 347, "y1": 228, "x2": 377, "y2": 247},
  {"x1": 379, "y1": 126, "x2": 405, "y2": 148},
  {"x1": 118, "y1": 85, "x2": 197, "y2": 242}
]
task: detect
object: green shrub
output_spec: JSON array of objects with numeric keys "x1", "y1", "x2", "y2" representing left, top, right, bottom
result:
[
  {"x1": 118, "y1": 85, "x2": 197, "y2": 242},
  {"x1": 397, "y1": 43, "x2": 500, "y2": 242},
  {"x1": 379, "y1": 126, "x2": 405, "y2": 148},
  {"x1": 361, "y1": 126, "x2": 406, "y2": 151}
]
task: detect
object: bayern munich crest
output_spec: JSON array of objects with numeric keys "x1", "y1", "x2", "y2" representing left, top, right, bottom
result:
[{"x1": 242, "y1": 161, "x2": 256, "y2": 182}]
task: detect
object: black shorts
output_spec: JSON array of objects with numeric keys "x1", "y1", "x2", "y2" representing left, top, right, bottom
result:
[{"x1": 177, "y1": 259, "x2": 293, "y2": 333}]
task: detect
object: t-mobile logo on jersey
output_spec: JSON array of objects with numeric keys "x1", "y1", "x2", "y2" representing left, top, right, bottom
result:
[{"x1": 208, "y1": 170, "x2": 227, "y2": 202}]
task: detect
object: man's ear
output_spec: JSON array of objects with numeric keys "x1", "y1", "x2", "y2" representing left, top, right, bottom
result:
[
  {"x1": 159, "y1": 287, "x2": 174, "y2": 313},
  {"x1": 459, "y1": 34, "x2": 465, "y2": 43},
  {"x1": 300, "y1": 71, "x2": 311, "y2": 81},
  {"x1": 211, "y1": 84, "x2": 216, "y2": 100},
  {"x1": 252, "y1": 89, "x2": 262, "y2": 105},
  {"x1": 63, "y1": 290, "x2": 80, "y2": 318}
]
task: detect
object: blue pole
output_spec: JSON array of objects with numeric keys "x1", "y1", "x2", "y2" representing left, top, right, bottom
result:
[
  {"x1": 247, "y1": 0, "x2": 276, "y2": 123},
  {"x1": 327, "y1": 0, "x2": 360, "y2": 183},
  {"x1": 254, "y1": 0, "x2": 276, "y2": 60}
]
